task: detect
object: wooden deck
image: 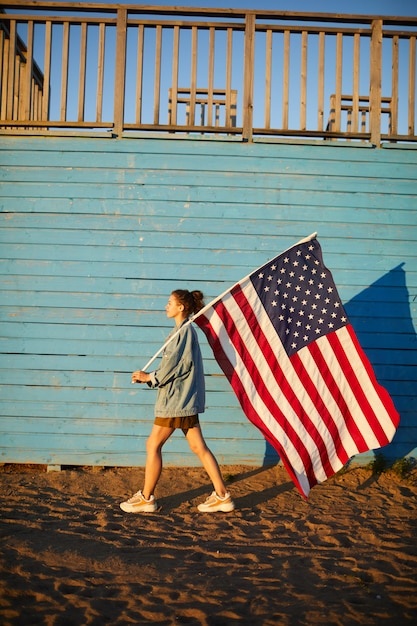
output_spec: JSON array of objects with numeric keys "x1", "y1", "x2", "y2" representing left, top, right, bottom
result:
[{"x1": 1, "y1": 2, "x2": 416, "y2": 145}]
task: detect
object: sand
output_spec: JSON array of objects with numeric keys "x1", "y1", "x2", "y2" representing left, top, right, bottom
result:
[{"x1": 0, "y1": 462, "x2": 416, "y2": 626}]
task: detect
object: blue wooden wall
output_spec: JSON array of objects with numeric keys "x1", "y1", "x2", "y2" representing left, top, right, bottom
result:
[{"x1": 1, "y1": 136, "x2": 416, "y2": 467}]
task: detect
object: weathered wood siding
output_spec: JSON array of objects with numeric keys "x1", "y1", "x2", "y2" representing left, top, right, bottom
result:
[{"x1": 1, "y1": 136, "x2": 416, "y2": 467}]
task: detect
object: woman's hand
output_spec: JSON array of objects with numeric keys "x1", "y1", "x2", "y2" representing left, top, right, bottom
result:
[{"x1": 131, "y1": 370, "x2": 151, "y2": 384}]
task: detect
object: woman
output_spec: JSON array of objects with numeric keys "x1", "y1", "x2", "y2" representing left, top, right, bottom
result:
[{"x1": 120, "y1": 289, "x2": 234, "y2": 514}]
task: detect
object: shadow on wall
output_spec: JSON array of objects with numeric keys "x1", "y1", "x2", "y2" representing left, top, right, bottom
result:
[{"x1": 263, "y1": 263, "x2": 417, "y2": 465}]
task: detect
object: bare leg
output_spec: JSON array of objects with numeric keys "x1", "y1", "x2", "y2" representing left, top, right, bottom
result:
[
  {"x1": 186, "y1": 425, "x2": 227, "y2": 497},
  {"x1": 142, "y1": 424, "x2": 174, "y2": 499}
]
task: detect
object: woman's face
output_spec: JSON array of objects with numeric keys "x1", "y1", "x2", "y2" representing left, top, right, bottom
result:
[{"x1": 165, "y1": 294, "x2": 185, "y2": 322}]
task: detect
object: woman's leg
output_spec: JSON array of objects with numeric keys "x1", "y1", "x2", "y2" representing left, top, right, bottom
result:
[
  {"x1": 185, "y1": 425, "x2": 227, "y2": 497},
  {"x1": 142, "y1": 424, "x2": 174, "y2": 499}
]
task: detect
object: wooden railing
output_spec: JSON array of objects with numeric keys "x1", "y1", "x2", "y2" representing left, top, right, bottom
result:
[{"x1": 1, "y1": 2, "x2": 416, "y2": 146}]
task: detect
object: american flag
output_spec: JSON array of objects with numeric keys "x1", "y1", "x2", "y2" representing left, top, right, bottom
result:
[{"x1": 195, "y1": 234, "x2": 400, "y2": 498}]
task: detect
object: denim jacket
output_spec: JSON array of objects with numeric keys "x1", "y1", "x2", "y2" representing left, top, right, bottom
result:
[{"x1": 148, "y1": 321, "x2": 206, "y2": 417}]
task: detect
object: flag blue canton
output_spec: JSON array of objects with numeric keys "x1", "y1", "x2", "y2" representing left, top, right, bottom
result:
[{"x1": 250, "y1": 239, "x2": 349, "y2": 357}]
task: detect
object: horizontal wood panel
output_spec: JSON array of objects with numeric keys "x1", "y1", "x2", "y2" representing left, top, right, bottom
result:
[
  {"x1": 2, "y1": 191, "x2": 416, "y2": 213},
  {"x1": 1, "y1": 136, "x2": 415, "y2": 469},
  {"x1": 3, "y1": 211, "x2": 417, "y2": 239}
]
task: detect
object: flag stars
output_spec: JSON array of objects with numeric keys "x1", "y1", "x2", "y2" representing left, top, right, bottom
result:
[{"x1": 251, "y1": 241, "x2": 348, "y2": 358}]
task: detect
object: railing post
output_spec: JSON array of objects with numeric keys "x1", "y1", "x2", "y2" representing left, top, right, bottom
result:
[
  {"x1": 114, "y1": 7, "x2": 127, "y2": 138},
  {"x1": 369, "y1": 19, "x2": 382, "y2": 147},
  {"x1": 242, "y1": 12, "x2": 255, "y2": 142}
]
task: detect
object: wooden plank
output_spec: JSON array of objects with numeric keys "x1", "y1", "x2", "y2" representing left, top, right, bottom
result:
[
  {"x1": 300, "y1": 30, "x2": 307, "y2": 130},
  {"x1": 135, "y1": 24, "x2": 144, "y2": 125},
  {"x1": 264, "y1": 28, "x2": 272, "y2": 129},
  {"x1": 352, "y1": 33, "x2": 360, "y2": 133},
  {"x1": 317, "y1": 31, "x2": 325, "y2": 131},
  {"x1": 408, "y1": 36, "x2": 416, "y2": 136},
  {"x1": 282, "y1": 29, "x2": 290, "y2": 129},
  {"x1": 242, "y1": 13, "x2": 254, "y2": 141},
  {"x1": 78, "y1": 22, "x2": 87, "y2": 122},
  {"x1": 6, "y1": 19, "x2": 16, "y2": 120},
  {"x1": 41, "y1": 20, "x2": 51, "y2": 121},
  {"x1": 334, "y1": 32, "x2": 343, "y2": 132},
  {"x1": 22, "y1": 20, "x2": 34, "y2": 120},
  {"x1": 96, "y1": 22, "x2": 105, "y2": 123},
  {"x1": 391, "y1": 35, "x2": 398, "y2": 136},
  {"x1": 369, "y1": 19, "x2": 382, "y2": 146},
  {"x1": 60, "y1": 21, "x2": 69, "y2": 121},
  {"x1": 153, "y1": 24, "x2": 162, "y2": 125},
  {"x1": 113, "y1": 7, "x2": 127, "y2": 136}
]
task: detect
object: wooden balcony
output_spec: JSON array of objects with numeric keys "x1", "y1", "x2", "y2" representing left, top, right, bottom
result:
[{"x1": 0, "y1": 2, "x2": 416, "y2": 146}]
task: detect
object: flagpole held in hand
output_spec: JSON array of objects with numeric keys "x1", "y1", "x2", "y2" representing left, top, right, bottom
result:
[{"x1": 138, "y1": 232, "x2": 318, "y2": 375}]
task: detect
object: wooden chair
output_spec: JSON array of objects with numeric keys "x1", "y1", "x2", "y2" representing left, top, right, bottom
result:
[
  {"x1": 327, "y1": 94, "x2": 393, "y2": 135},
  {"x1": 168, "y1": 88, "x2": 237, "y2": 129}
]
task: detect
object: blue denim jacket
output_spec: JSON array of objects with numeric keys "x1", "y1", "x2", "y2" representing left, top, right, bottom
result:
[{"x1": 148, "y1": 321, "x2": 206, "y2": 417}]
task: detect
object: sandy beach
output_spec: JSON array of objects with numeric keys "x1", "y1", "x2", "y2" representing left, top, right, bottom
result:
[{"x1": 1, "y1": 462, "x2": 416, "y2": 625}]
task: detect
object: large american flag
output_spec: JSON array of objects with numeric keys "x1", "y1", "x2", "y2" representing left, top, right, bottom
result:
[{"x1": 194, "y1": 234, "x2": 399, "y2": 498}]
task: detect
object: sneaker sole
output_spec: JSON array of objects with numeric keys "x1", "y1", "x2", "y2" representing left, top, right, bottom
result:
[
  {"x1": 197, "y1": 502, "x2": 235, "y2": 513},
  {"x1": 120, "y1": 502, "x2": 157, "y2": 513}
]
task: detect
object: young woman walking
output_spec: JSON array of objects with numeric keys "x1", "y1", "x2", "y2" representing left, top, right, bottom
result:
[{"x1": 120, "y1": 289, "x2": 234, "y2": 514}]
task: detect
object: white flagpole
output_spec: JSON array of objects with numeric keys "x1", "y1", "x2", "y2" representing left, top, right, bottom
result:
[{"x1": 139, "y1": 232, "x2": 317, "y2": 372}]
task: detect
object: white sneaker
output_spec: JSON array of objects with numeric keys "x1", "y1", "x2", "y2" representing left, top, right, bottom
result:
[
  {"x1": 197, "y1": 491, "x2": 235, "y2": 513},
  {"x1": 120, "y1": 490, "x2": 157, "y2": 513}
]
